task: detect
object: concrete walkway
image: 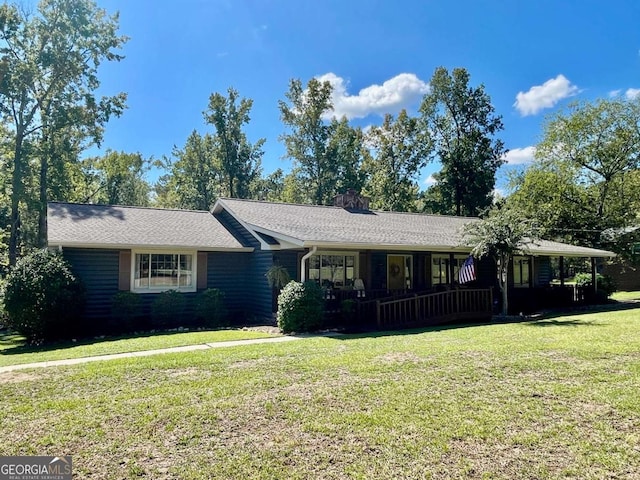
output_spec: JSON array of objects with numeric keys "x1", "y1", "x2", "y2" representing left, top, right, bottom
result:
[{"x1": 0, "y1": 335, "x2": 308, "y2": 374}]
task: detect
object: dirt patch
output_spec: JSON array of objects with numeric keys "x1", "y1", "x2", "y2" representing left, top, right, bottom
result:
[
  {"x1": 0, "y1": 371, "x2": 39, "y2": 383},
  {"x1": 242, "y1": 325, "x2": 281, "y2": 335},
  {"x1": 376, "y1": 352, "x2": 423, "y2": 364}
]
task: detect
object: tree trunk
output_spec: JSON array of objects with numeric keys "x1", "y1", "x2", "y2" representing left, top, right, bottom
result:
[
  {"x1": 8, "y1": 130, "x2": 25, "y2": 266},
  {"x1": 37, "y1": 151, "x2": 49, "y2": 248}
]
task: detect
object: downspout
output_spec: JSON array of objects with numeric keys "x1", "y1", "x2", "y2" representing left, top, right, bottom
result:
[{"x1": 300, "y1": 246, "x2": 317, "y2": 283}]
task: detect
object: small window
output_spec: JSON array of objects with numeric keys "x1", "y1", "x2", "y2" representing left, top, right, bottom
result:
[
  {"x1": 132, "y1": 251, "x2": 196, "y2": 293},
  {"x1": 431, "y1": 254, "x2": 468, "y2": 286}
]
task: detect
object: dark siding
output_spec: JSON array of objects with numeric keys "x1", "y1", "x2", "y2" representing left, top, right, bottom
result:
[
  {"x1": 371, "y1": 252, "x2": 388, "y2": 290},
  {"x1": 535, "y1": 256, "x2": 552, "y2": 286},
  {"x1": 207, "y1": 252, "x2": 252, "y2": 320},
  {"x1": 63, "y1": 248, "x2": 119, "y2": 323},
  {"x1": 275, "y1": 251, "x2": 300, "y2": 282}
]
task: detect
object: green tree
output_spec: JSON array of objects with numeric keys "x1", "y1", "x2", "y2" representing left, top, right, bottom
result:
[
  {"x1": 327, "y1": 117, "x2": 369, "y2": 196},
  {"x1": 279, "y1": 78, "x2": 334, "y2": 205},
  {"x1": 510, "y1": 98, "x2": 640, "y2": 255},
  {"x1": 0, "y1": 0, "x2": 127, "y2": 263},
  {"x1": 420, "y1": 67, "x2": 505, "y2": 216},
  {"x1": 204, "y1": 87, "x2": 264, "y2": 198},
  {"x1": 463, "y1": 206, "x2": 539, "y2": 315},
  {"x1": 83, "y1": 151, "x2": 151, "y2": 206},
  {"x1": 363, "y1": 110, "x2": 430, "y2": 212},
  {"x1": 156, "y1": 131, "x2": 220, "y2": 210}
]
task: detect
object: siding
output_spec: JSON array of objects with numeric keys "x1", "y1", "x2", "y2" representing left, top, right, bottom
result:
[
  {"x1": 63, "y1": 248, "x2": 120, "y2": 323},
  {"x1": 214, "y1": 209, "x2": 275, "y2": 320}
]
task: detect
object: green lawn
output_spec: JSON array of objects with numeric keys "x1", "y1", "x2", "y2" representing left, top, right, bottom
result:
[
  {"x1": 611, "y1": 290, "x2": 640, "y2": 302},
  {"x1": 1, "y1": 308, "x2": 640, "y2": 479},
  {"x1": 0, "y1": 329, "x2": 276, "y2": 367}
]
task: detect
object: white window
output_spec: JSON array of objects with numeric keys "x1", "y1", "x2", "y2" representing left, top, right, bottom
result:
[
  {"x1": 308, "y1": 253, "x2": 357, "y2": 288},
  {"x1": 132, "y1": 251, "x2": 196, "y2": 293},
  {"x1": 431, "y1": 254, "x2": 468, "y2": 286},
  {"x1": 513, "y1": 256, "x2": 530, "y2": 288}
]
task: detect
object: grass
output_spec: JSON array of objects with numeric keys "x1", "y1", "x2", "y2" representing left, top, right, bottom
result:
[
  {"x1": 1, "y1": 307, "x2": 640, "y2": 479},
  {"x1": 0, "y1": 329, "x2": 276, "y2": 367},
  {"x1": 611, "y1": 290, "x2": 640, "y2": 302}
]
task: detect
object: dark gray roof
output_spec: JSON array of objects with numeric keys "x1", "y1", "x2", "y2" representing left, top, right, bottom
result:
[
  {"x1": 48, "y1": 202, "x2": 249, "y2": 251},
  {"x1": 216, "y1": 198, "x2": 615, "y2": 257}
]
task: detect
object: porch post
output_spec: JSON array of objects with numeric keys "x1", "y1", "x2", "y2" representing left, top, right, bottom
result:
[
  {"x1": 591, "y1": 257, "x2": 597, "y2": 295},
  {"x1": 449, "y1": 252, "x2": 455, "y2": 288},
  {"x1": 559, "y1": 256, "x2": 565, "y2": 287}
]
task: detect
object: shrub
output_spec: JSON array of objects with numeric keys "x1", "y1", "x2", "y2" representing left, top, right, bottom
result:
[
  {"x1": 277, "y1": 281, "x2": 324, "y2": 333},
  {"x1": 575, "y1": 272, "x2": 616, "y2": 304},
  {"x1": 575, "y1": 273, "x2": 616, "y2": 296},
  {"x1": 195, "y1": 288, "x2": 227, "y2": 328},
  {"x1": 3, "y1": 249, "x2": 85, "y2": 343},
  {"x1": 151, "y1": 290, "x2": 185, "y2": 328},
  {"x1": 110, "y1": 291, "x2": 143, "y2": 333}
]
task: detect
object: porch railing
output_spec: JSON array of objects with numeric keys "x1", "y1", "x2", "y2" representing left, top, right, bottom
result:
[{"x1": 375, "y1": 288, "x2": 493, "y2": 330}]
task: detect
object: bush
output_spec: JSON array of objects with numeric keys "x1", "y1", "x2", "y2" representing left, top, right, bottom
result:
[
  {"x1": 277, "y1": 281, "x2": 324, "y2": 333},
  {"x1": 110, "y1": 291, "x2": 143, "y2": 333},
  {"x1": 3, "y1": 249, "x2": 85, "y2": 343},
  {"x1": 195, "y1": 288, "x2": 227, "y2": 328},
  {"x1": 575, "y1": 272, "x2": 616, "y2": 304},
  {"x1": 575, "y1": 273, "x2": 617, "y2": 297},
  {"x1": 151, "y1": 290, "x2": 185, "y2": 328}
]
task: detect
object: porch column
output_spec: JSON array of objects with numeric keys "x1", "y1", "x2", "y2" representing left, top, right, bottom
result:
[
  {"x1": 449, "y1": 253, "x2": 455, "y2": 287},
  {"x1": 591, "y1": 257, "x2": 597, "y2": 294},
  {"x1": 559, "y1": 256, "x2": 565, "y2": 287}
]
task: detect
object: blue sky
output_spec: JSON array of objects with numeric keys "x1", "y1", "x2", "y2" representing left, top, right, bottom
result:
[{"x1": 92, "y1": 0, "x2": 640, "y2": 193}]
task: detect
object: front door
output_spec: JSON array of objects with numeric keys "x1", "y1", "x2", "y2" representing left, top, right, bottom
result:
[{"x1": 388, "y1": 255, "x2": 412, "y2": 291}]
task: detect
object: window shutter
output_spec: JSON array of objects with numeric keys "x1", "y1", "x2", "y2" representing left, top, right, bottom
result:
[
  {"x1": 197, "y1": 252, "x2": 208, "y2": 290},
  {"x1": 119, "y1": 250, "x2": 131, "y2": 291}
]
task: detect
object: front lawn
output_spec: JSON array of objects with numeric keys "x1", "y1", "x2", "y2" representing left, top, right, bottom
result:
[
  {"x1": 0, "y1": 329, "x2": 276, "y2": 367},
  {"x1": 1, "y1": 308, "x2": 639, "y2": 479},
  {"x1": 611, "y1": 290, "x2": 640, "y2": 302}
]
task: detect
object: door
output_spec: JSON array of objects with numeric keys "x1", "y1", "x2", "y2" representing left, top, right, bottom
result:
[{"x1": 388, "y1": 255, "x2": 412, "y2": 291}]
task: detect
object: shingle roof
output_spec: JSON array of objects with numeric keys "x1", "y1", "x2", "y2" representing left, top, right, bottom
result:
[
  {"x1": 48, "y1": 202, "x2": 249, "y2": 251},
  {"x1": 217, "y1": 198, "x2": 615, "y2": 257}
]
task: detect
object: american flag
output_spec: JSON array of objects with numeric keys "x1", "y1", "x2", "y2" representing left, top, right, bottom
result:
[{"x1": 459, "y1": 255, "x2": 476, "y2": 284}]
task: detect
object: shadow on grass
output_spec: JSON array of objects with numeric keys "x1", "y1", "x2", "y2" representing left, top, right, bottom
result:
[
  {"x1": 0, "y1": 328, "x2": 204, "y2": 357},
  {"x1": 333, "y1": 300, "x2": 640, "y2": 340}
]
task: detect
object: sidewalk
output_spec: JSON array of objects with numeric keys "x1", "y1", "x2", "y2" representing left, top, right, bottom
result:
[{"x1": 0, "y1": 335, "x2": 307, "y2": 374}]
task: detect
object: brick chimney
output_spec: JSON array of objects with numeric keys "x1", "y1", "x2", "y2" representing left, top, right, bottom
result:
[{"x1": 333, "y1": 189, "x2": 370, "y2": 211}]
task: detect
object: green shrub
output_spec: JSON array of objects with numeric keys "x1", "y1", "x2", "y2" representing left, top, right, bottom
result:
[
  {"x1": 110, "y1": 291, "x2": 143, "y2": 333},
  {"x1": 3, "y1": 249, "x2": 85, "y2": 343},
  {"x1": 575, "y1": 272, "x2": 617, "y2": 298},
  {"x1": 277, "y1": 281, "x2": 324, "y2": 333},
  {"x1": 151, "y1": 290, "x2": 185, "y2": 328},
  {"x1": 195, "y1": 288, "x2": 227, "y2": 328}
]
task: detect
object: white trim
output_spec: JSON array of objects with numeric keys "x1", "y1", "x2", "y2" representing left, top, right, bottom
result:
[
  {"x1": 48, "y1": 242, "x2": 252, "y2": 252},
  {"x1": 130, "y1": 249, "x2": 197, "y2": 294}
]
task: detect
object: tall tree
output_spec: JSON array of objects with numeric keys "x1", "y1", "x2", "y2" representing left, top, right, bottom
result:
[
  {"x1": 0, "y1": 0, "x2": 127, "y2": 263},
  {"x1": 204, "y1": 87, "x2": 264, "y2": 198},
  {"x1": 155, "y1": 131, "x2": 220, "y2": 210},
  {"x1": 327, "y1": 117, "x2": 369, "y2": 196},
  {"x1": 510, "y1": 98, "x2": 640, "y2": 255},
  {"x1": 82, "y1": 151, "x2": 151, "y2": 206},
  {"x1": 279, "y1": 78, "x2": 334, "y2": 205},
  {"x1": 420, "y1": 67, "x2": 505, "y2": 216},
  {"x1": 363, "y1": 110, "x2": 430, "y2": 212}
]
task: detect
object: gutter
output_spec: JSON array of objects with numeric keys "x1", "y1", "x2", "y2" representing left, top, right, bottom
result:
[{"x1": 300, "y1": 246, "x2": 317, "y2": 282}]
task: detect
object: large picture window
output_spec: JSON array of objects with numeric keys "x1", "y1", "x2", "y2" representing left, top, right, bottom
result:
[
  {"x1": 132, "y1": 252, "x2": 195, "y2": 292},
  {"x1": 308, "y1": 253, "x2": 357, "y2": 288}
]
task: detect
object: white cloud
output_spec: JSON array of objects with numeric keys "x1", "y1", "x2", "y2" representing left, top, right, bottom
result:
[
  {"x1": 316, "y1": 72, "x2": 430, "y2": 120},
  {"x1": 609, "y1": 89, "x2": 621, "y2": 98},
  {"x1": 424, "y1": 174, "x2": 437, "y2": 186},
  {"x1": 492, "y1": 188, "x2": 506, "y2": 200},
  {"x1": 625, "y1": 88, "x2": 640, "y2": 100},
  {"x1": 513, "y1": 74, "x2": 579, "y2": 116},
  {"x1": 502, "y1": 146, "x2": 536, "y2": 165}
]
